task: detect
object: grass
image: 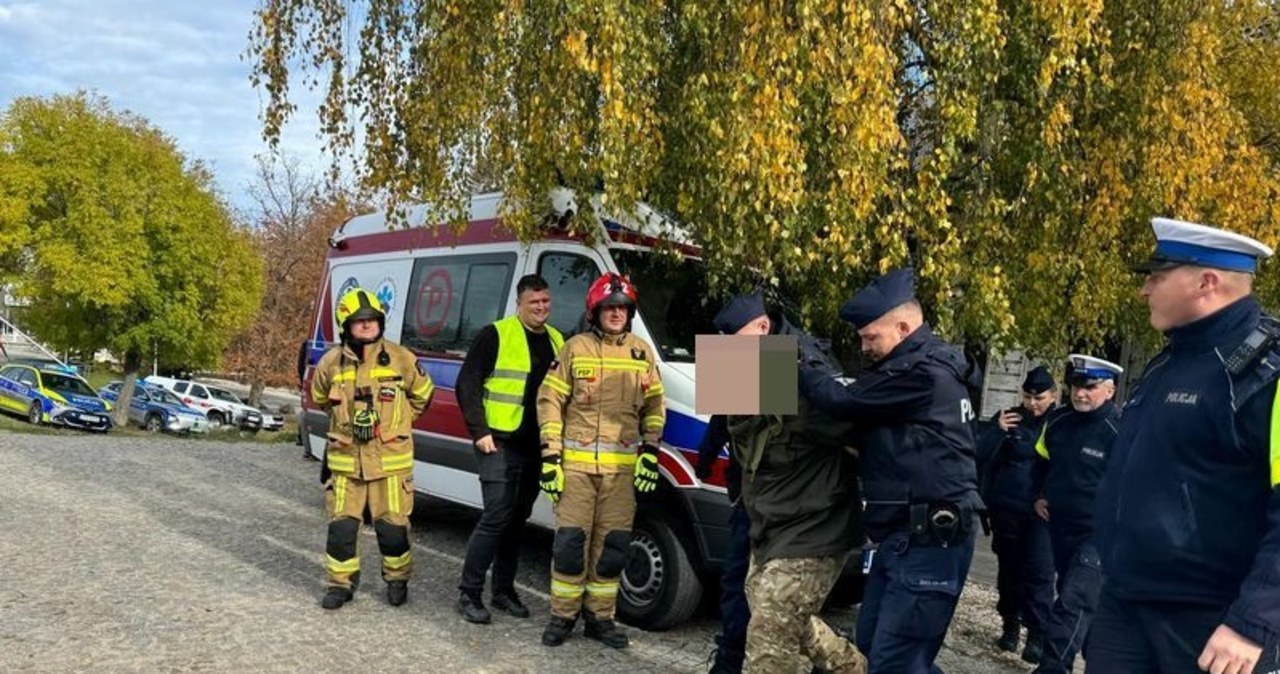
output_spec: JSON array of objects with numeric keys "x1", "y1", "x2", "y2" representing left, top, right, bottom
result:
[{"x1": 0, "y1": 407, "x2": 301, "y2": 444}]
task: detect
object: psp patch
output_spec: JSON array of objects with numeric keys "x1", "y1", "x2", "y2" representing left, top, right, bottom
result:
[{"x1": 573, "y1": 364, "x2": 597, "y2": 380}]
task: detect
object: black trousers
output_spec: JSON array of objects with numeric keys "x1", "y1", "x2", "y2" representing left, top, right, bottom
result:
[
  {"x1": 458, "y1": 439, "x2": 542, "y2": 597},
  {"x1": 990, "y1": 508, "x2": 1054, "y2": 635}
]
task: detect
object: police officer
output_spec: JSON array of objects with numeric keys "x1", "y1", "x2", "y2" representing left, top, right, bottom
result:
[
  {"x1": 707, "y1": 290, "x2": 867, "y2": 674},
  {"x1": 309, "y1": 287, "x2": 435, "y2": 609},
  {"x1": 799, "y1": 267, "x2": 982, "y2": 673},
  {"x1": 536, "y1": 272, "x2": 665, "y2": 649},
  {"x1": 975, "y1": 366, "x2": 1057, "y2": 662},
  {"x1": 455, "y1": 274, "x2": 564, "y2": 624},
  {"x1": 697, "y1": 411, "x2": 747, "y2": 674},
  {"x1": 1029, "y1": 354, "x2": 1121, "y2": 674},
  {"x1": 1090, "y1": 218, "x2": 1280, "y2": 674}
]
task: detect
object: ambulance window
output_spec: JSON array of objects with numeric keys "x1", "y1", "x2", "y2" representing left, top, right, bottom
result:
[
  {"x1": 538, "y1": 252, "x2": 600, "y2": 338},
  {"x1": 173, "y1": 382, "x2": 188, "y2": 394},
  {"x1": 402, "y1": 253, "x2": 516, "y2": 354},
  {"x1": 190, "y1": 385, "x2": 209, "y2": 399}
]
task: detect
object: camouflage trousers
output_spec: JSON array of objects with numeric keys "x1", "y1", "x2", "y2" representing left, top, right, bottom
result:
[{"x1": 744, "y1": 553, "x2": 867, "y2": 674}]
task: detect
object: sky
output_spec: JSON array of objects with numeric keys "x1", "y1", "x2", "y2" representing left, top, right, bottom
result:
[{"x1": 0, "y1": 0, "x2": 328, "y2": 214}]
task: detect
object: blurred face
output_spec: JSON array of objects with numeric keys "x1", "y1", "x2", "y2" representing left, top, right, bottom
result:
[
  {"x1": 1070, "y1": 380, "x2": 1115, "y2": 412},
  {"x1": 517, "y1": 288, "x2": 551, "y2": 330},
  {"x1": 599, "y1": 303, "x2": 629, "y2": 334},
  {"x1": 734, "y1": 314, "x2": 771, "y2": 336},
  {"x1": 1021, "y1": 389, "x2": 1057, "y2": 417},
  {"x1": 1140, "y1": 267, "x2": 1204, "y2": 332},
  {"x1": 858, "y1": 315, "x2": 909, "y2": 361},
  {"x1": 349, "y1": 318, "x2": 380, "y2": 341}
]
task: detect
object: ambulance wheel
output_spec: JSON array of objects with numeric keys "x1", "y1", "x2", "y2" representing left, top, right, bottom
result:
[
  {"x1": 207, "y1": 411, "x2": 226, "y2": 428},
  {"x1": 145, "y1": 413, "x2": 164, "y2": 433},
  {"x1": 618, "y1": 511, "x2": 702, "y2": 631},
  {"x1": 28, "y1": 401, "x2": 42, "y2": 425}
]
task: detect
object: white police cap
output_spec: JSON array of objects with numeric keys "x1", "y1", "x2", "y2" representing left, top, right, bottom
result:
[
  {"x1": 1133, "y1": 217, "x2": 1273, "y2": 273},
  {"x1": 1066, "y1": 354, "x2": 1123, "y2": 385}
]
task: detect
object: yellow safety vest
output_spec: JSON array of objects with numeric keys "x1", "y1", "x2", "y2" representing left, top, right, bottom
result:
[{"x1": 484, "y1": 315, "x2": 565, "y2": 433}]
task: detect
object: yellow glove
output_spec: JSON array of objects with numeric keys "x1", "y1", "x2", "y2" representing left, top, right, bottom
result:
[
  {"x1": 634, "y1": 446, "x2": 660, "y2": 493},
  {"x1": 540, "y1": 455, "x2": 564, "y2": 504}
]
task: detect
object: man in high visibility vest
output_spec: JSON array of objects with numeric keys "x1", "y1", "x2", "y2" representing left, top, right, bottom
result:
[
  {"x1": 537, "y1": 272, "x2": 666, "y2": 649},
  {"x1": 455, "y1": 274, "x2": 564, "y2": 624},
  {"x1": 310, "y1": 287, "x2": 435, "y2": 609}
]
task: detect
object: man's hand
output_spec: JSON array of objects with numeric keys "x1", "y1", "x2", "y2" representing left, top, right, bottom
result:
[
  {"x1": 634, "y1": 444, "x2": 660, "y2": 493},
  {"x1": 540, "y1": 455, "x2": 564, "y2": 504},
  {"x1": 1198, "y1": 624, "x2": 1261, "y2": 674},
  {"x1": 475, "y1": 434, "x2": 497, "y2": 454},
  {"x1": 1034, "y1": 498, "x2": 1050, "y2": 521},
  {"x1": 997, "y1": 410, "x2": 1022, "y2": 432}
]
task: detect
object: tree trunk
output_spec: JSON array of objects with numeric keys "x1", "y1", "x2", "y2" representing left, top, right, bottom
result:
[
  {"x1": 112, "y1": 350, "x2": 143, "y2": 428},
  {"x1": 248, "y1": 379, "x2": 265, "y2": 408}
]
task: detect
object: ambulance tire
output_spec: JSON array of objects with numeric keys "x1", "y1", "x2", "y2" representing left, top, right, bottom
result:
[
  {"x1": 618, "y1": 510, "x2": 702, "y2": 631},
  {"x1": 207, "y1": 410, "x2": 226, "y2": 429},
  {"x1": 28, "y1": 401, "x2": 42, "y2": 425},
  {"x1": 145, "y1": 413, "x2": 164, "y2": 433}
]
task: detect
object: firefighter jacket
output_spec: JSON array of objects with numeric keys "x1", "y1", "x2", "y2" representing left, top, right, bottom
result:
[
  {"x1": 537, "y1": 328, "x2": 665, "y2": 474},
  {"x1": 310, "y1": 338, "x2": 434, "y2": 480}
]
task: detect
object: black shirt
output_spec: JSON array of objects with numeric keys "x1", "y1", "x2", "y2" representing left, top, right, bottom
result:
[{"x1": 455, "y1": 322, "x2": 556, "y2": 452}]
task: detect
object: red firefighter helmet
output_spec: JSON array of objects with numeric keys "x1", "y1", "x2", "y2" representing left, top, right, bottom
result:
[{"x1": 585, "y1": 272, "x2": 638, "y2": 319}]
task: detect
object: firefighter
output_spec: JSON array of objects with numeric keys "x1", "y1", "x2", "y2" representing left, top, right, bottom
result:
[
  {"x1": 536, "y1": 272, "x2": 666, "y2": 649},
  {"x1": 310, "y1": 287, "x2": 435, "y2": 609}
]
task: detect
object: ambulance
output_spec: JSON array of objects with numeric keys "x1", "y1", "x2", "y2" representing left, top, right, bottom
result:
[{"x1": 301, "y1": 190, "x2": 732, "y2": 629}]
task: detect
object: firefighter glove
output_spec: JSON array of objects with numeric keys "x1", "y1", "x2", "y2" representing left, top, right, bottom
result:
[
  {"x1": 351, "y1": 409, "x2": 380, "y2": 443},
  {"x1": 634, "y1": 446, "x2": 660, "y2": 493},
  {"x1": 540, "y1": 455, "x2": 564, "y2": 504}
]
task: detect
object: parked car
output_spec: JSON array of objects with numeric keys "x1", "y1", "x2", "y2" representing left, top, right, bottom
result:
[
  {"x1": 203, "y1": 385, "x2": 268, "y2": 432},
  {"x1": 143, "y1": 376, "x2": 244, "y2": 429},
  {"x1": 98, "y1": 381, "x2": 210, "y2": 434},
  {"x1": 0, "y1": 362, "x2": 112, "y2": 431}
]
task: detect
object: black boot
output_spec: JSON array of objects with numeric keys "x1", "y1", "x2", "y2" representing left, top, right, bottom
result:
[
  {"x1": 386, "y1": 580, "x2": 408, "y2": 607},
  {"x1": 541, "y1": 616, "x2": 576, "y2": 647},
  {"x1": 1022, "y1": 632, "x2": 1044, "y2": 664},
  {"x1": 491, "y1": 591, "x2": 531, "y2": 618},
  {"x1": 457, "y1": 591, "x2": 492, "y2": 624},
  {"x1": 996, "y1": 616, "x2": 1021, "y2": 652},
  {"x1": 584, "y1": 616, "x2": 629, "y2": 649},
  {"x1": 320, "y1": 586, "x2": 353, "y2": 610}
]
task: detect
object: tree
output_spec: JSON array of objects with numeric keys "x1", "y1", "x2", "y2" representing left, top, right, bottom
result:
[
  {"x1": 249, "y1": 0, "x2": 1280, "y2": 356},
  {"x1": 222, "y1": 155, "x2": 362, "y2": 406},
  {"x1": 0, "y1": 92, "x2": 264, "y2": 426}
]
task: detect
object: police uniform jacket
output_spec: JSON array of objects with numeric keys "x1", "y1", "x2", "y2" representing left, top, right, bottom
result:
[
  {"x1": 310, "y1": 338, "x2": 435, "y2": 480},
  {"x1": 977, "y1": 405, "x2": 1051, "y2": 515},
  {"x1": 727, "y1": 396, "x2": 862, "y2": 563},
  {"x1": 1094, "y1": 296, "x2": 1280, "y2": 647},
  {"x1": 537, "y1": 328, "x2": 666, "y2": 474},
  {"x1": 801, "y1": 324, "x2": 981, "y2": 541},
  {"x1": 1032, "y1": 401, "x2": 1119, "y2": 539}
]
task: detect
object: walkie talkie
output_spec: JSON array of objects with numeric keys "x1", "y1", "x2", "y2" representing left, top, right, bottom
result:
[{"x1": 1225, "y1": 319, "x2": 1280, "y2": 375}]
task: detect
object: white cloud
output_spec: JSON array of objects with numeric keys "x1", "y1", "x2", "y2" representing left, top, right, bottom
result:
[{"x1": 0, "y1": 0, "x2": 336, "y2": 212}]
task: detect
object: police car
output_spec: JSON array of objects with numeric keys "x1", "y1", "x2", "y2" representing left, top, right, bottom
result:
[
  {"x1": 0, "y1": 362, "x2": 112, "y2": 431},
  {"x1": 98, "y1": 381, "x2": 211, "y2": 434}
]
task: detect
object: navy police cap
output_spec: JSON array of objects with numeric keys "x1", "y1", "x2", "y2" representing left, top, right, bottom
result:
[
  {"x1": 1022, "y1": 366, "x2": 1055, "y2": 394},
  {"x1": 840, "y1": 267, "x2": 916, "y2": 330},
  {"x1": 1133, "y1": 217, "x2": 1273, "y2": 273},
  {"x1": 713, "y1": 289, "x2": 768, "y2": 334}
]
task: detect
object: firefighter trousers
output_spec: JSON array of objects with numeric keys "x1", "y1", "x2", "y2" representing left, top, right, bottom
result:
[
  {"x1": 549, "y1": 470, "x2": 636, "y2": 621},
  {"x1": 324, "y1": 473, "x2": 415, "y2": 588}
]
